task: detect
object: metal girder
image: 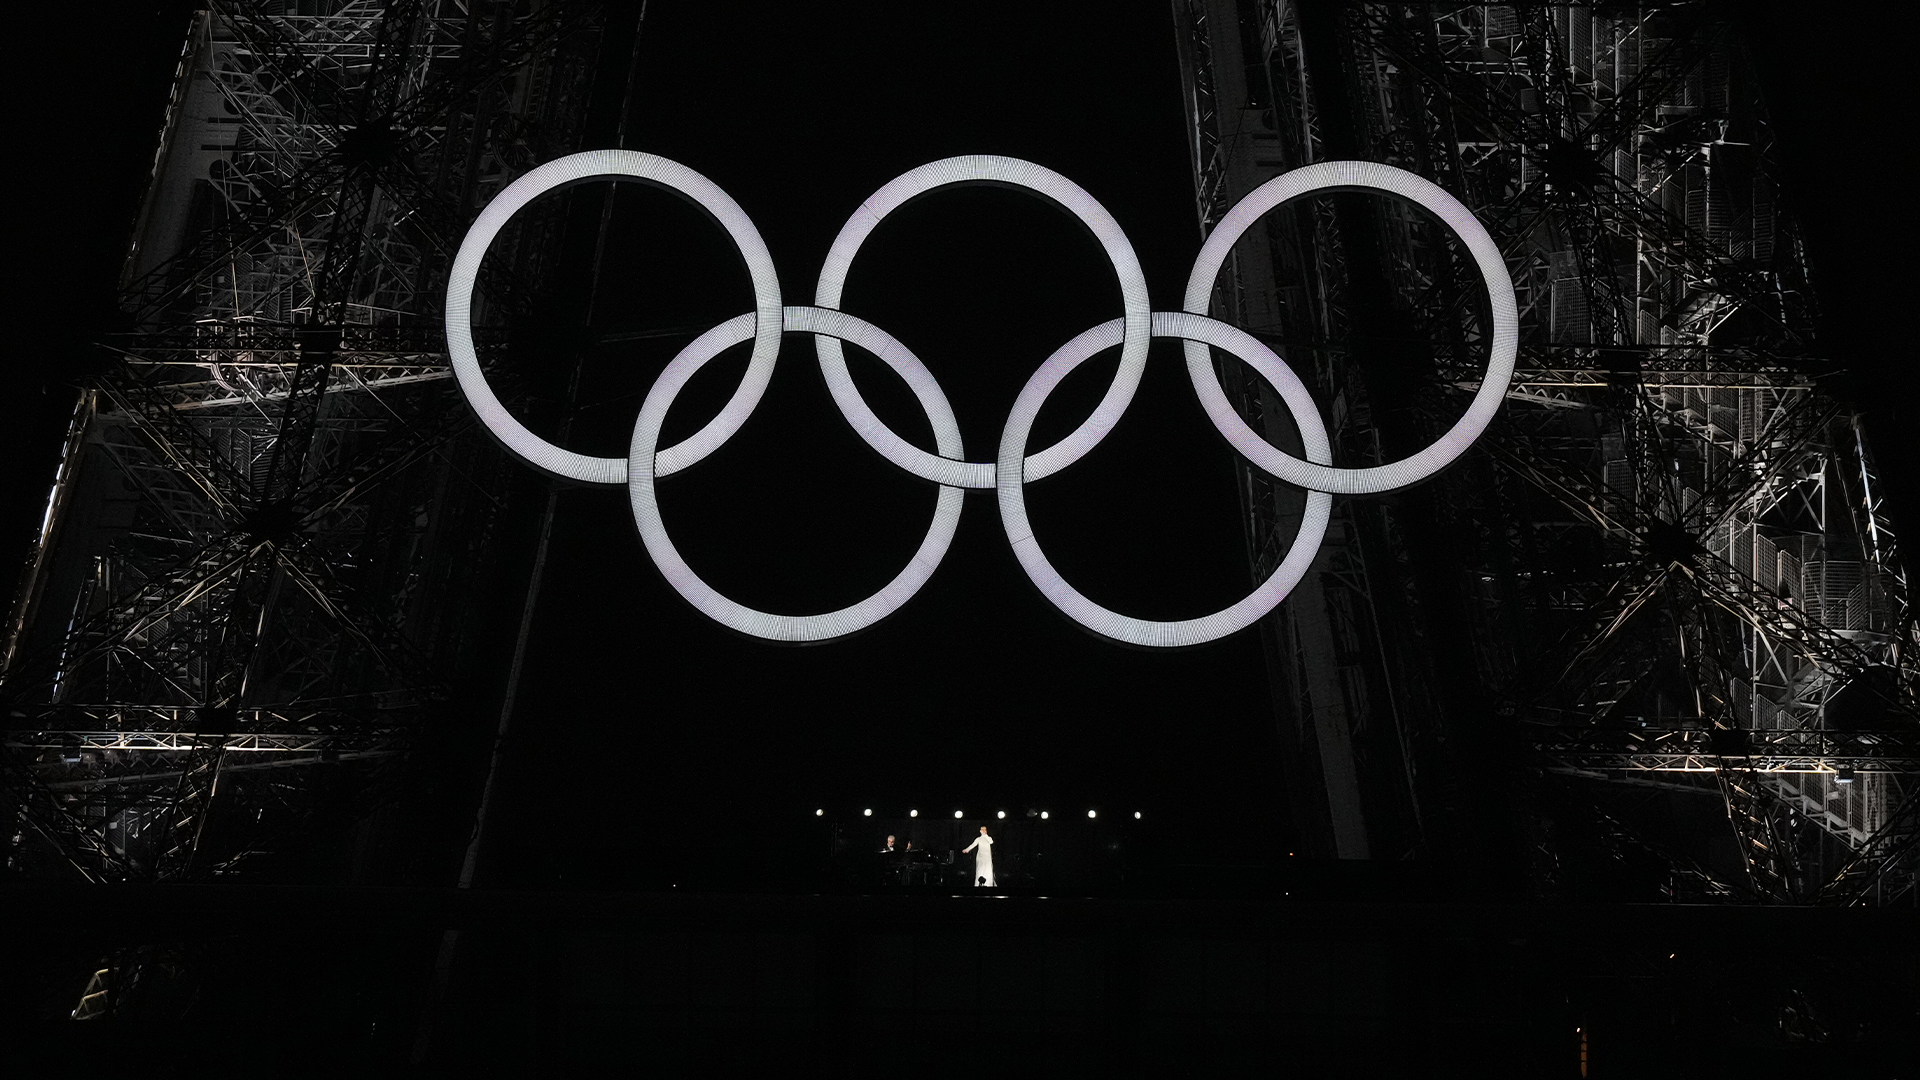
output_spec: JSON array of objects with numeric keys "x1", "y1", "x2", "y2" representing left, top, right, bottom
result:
[
  {"x1": 3, "y1": 0, "x2": 601, "y2": 889},
  {"x1": 2, "y1": 754, "x2": 132, "y2": 883},
  {"x1": 1180, "y1": 0, "x2": 1918, "y2": 901},
  {"x1": 1586, "y1": 797, "x2": 1743, "y2": 901},
  {"x1": 1175, "y1": 0, "x2": 1230, "y2": 231},
  {"x1": 92, "y1": 377, "x2": 252, "y2": 524},
  {"x1": 1717, "y1": 767, "x2": 1802, "y2": 902},
  {"x1": 42, "y1": 749, "x2": 400, "y2": 792},
  {"x1": 3, "y1": 535, "x2": 262, "y2": 699},
  {"x1": 1356, "y1": 3, "x2": 1813, "y2": 344},
  {"x1": 1813, "y1": 782, "x2": 1920, "y2": 906},
  {"x1": 121, "y1": 1, "x2": 580, "y2": 325},
  {"x1": 1532, "y1": 726, "x2": 1920, "y2": 774},
  {"x1": 8, "y1": 730, "x2": 406, "y2": 753},
  {"x1": 1482, "y1": 425, "x2": 1635, "y2": 537}
]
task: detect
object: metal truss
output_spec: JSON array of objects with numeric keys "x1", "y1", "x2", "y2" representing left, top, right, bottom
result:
[
  {"x1": 7, "y1": 701, "x2": 417, "y2": 759},
  {"x1": 2, "y1": 1, "x2": 601, "y2": 898},
  {"x1": 101, "y1": 324, "x2": 460, "y2": 410},
  {"x1": 1176, "y1": 0, "x2": 1917, "y2": 903},
  {"x1": 1534, "y1": 726, "x2": 1920, "y2": 775}
]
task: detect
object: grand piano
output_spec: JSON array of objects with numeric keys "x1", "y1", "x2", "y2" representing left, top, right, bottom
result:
[{"x1": 890, "y1": 845, "x2": 954, "y2": 886}]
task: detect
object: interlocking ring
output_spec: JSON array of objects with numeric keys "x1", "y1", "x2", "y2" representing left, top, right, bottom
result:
[
  {"x1": 445, "y1": 150, "x2": 784, "y2": 485},
  {"x1": 630, "y1": 306, "x2": 966, "y2": 643},
  {"x1": 445, "y1": 151, "x2": 1518, "y2": 646},
  {"x1": 1181, "y1": 161, "x2": 1519, "y2": 494},
  {"x1": 814, "y1": 155, "x2": 1153, "y2": 488},
  {"x1": 997, "y1": 311, "x2": 1334, "y2": 648}
]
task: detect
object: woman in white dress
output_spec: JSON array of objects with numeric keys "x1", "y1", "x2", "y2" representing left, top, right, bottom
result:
[{"x1": 961, "y1": 826, "x2": 995, "y2": 887}]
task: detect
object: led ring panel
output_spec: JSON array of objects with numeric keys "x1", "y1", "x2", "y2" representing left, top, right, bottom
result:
[
  {"x1": 444, "y1": 149, "x2": 783, "y2": 485},
  {"x1": 814, "y1": 155, "x2": 1153, "y2": 487},
  {"x1": 996, "y1": 311, "x2": 1334, "y2": 647},
  {"x1": 1181, "y1": 160, "x2": 1520, "y2": 494},
  {"x1": 629, "y1": 306, "x2": 966, "y2": 643},
  {"x1": 447, "y1": 151, "x2": 1517, "y2": 645}
]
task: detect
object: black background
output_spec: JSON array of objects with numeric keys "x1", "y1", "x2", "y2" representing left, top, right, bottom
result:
[{"x1": 489, "y1": 2, "x2": 1282, "y2": 885}]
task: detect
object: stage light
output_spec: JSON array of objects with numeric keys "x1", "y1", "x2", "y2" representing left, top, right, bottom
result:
[
  {"x1": 1134, "y1": 811, "x2": 1141, "y2": 820},
  {"x1": 910, "y1": 809, "x2": 919, "y2": 817},
  {"x1": 1040, "y1": 811, "x2": 1049, "y2": 820},
  {"x1": 1088, "y1": 810, "x2": 1097, "y2": 819},
  {"x1": 815, "y1": 809, "x2": 823, "y2": 817},
  {"x1": 863, "y1": 808, "x2": 872, "y2": 817},
  {"x1": 954, "y1": 810, "x2": 964, "y2": 819},
  {"x1": 996, "y1": 811, "x2": 1006, "y2": 819},
  {"x1": 1838, "y1": 767, "x2": 1857, "y2": 783}
]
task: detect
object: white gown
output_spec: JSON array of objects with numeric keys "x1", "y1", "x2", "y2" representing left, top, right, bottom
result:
[{"x1": 961, "y1": 833, "x2": 995, "y2": 887}]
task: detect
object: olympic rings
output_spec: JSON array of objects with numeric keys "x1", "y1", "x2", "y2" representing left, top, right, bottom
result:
[{"x1": 445, "y1": 151, "x2": 1517, "y2": 646}]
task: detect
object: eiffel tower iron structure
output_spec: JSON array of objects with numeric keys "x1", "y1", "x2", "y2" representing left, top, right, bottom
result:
[
  {"x1": 2, "y1": 0, "x2": 604, "y2": 918},
  {"x1": 1175, "y1": 0, "x2": 1918, "y2": 905}
]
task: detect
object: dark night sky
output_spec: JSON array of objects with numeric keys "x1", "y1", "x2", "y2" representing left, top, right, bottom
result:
[
  {"x1": 3, "y1": 2, "x2": 1909, "y2": 885},
  {"x1": 494, "y1": 3, "x2": 1289, "y2": 880}
]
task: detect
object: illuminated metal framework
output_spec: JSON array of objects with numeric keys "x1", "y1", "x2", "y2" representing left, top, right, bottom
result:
[
  {"x1": 1, "y1": 0, "x2": 601, "y2": 912},
  {"x1": 1176, "y1": 0, "x2": 1917, "y2": 903}
]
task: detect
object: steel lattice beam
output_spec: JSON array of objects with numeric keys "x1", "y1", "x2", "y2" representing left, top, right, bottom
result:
[
  {"x1": 1178, "y1": 0, "x2": 1919, "y2": 901},
  {"x1": 2, "y1": 1, "x2": 602, "y2": 888}
]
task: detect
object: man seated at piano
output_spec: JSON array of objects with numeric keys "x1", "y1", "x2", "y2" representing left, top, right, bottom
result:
[{"x1": 879, "y1": 835, "x2": 909, "y2": 884}]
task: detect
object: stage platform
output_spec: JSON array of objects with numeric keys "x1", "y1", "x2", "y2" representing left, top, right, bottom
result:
[{"x1": 12, "y1": 882, "x2": 1918, "y2": 1075}]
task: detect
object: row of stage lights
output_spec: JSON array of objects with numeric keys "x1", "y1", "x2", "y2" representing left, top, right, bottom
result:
[{"x1": 816, "y1": 808, "x2": 1143, "y2": 821}]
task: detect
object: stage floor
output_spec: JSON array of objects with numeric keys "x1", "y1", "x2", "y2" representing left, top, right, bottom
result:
[{"x1": 14, "y1": 884, "x2": 1918, "y2": 1075}]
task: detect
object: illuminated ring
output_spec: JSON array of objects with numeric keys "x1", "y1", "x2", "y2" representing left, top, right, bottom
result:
[
  {"x1": 445, "y1": 150, "x2": 783, "y2": 485},
  {"x1": 815, "y1": 155, "x2": 1152, "y2": 489},
  {"x1": 1182, "y1": 160, "x2": 1518, "y2": 494},
  {"x1": 997, "y1": 311, "x2": 1333, "y2": 648},
  {"x1": 630, "y1": 306, "x2": 966, "y2": 643}
]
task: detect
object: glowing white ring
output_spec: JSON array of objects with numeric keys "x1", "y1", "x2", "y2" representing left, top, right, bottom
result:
[
  {"x1": 997, "y1": 312, "x2": 1334, "y2": 648},
  {"x1": 814, "y1": 155, "x2": 1153, "y2": 488},
  {"x1": 445, "y1": 150, "x2": 783, "y2": 485},
  {"x1": 629, "y1": 306, "x2": 965, "y2": 643},
  {"x1": 1182, "y1": 160, "x2": 1518, "y2": 494}
]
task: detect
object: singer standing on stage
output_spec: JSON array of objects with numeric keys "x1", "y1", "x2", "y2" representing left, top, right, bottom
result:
[{"x1": 961, "y1": 826, "x2": 995, "y2": 887}]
